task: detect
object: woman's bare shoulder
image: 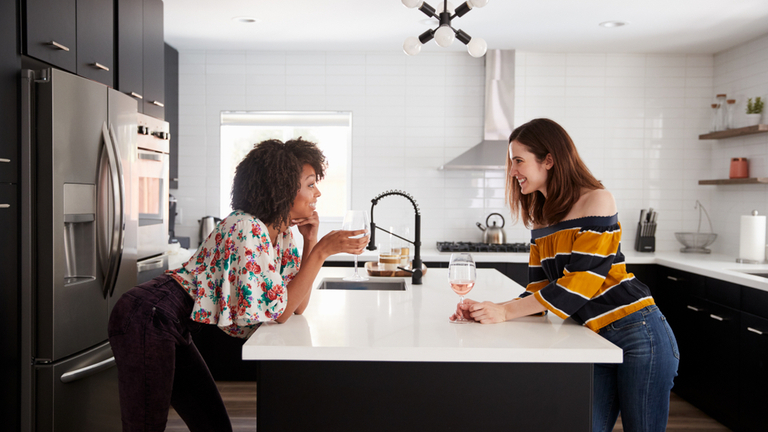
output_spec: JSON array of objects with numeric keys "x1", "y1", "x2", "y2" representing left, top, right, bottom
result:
[{"x1": 580, "y1": 189, "x2": 617, "y2": 217}]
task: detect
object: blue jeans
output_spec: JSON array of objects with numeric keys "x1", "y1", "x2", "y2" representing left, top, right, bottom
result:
[{"x1": 593, "y1": 305, "x2": 679, "y2": 432}]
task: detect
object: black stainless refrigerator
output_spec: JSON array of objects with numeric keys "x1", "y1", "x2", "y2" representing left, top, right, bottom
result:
[{"x1": 20, "y1": 68, "x2": 138, "y2": 431}]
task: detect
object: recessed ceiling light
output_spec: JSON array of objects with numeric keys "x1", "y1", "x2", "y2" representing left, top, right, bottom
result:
[
  {"x1": 232, "y1": 16, "x2": 259, "y2": 24},
  {"x1": 599, "y1": 21, "x2": 627, "y2": 28}
]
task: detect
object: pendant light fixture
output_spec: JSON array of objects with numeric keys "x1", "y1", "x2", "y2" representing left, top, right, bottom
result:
[{"x1": 402, "y1": 0, "x2": 489, "y2": 57}]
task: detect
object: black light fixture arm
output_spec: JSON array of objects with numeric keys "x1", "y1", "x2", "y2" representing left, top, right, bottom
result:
[
  {"x1": 367, "y1": 190, "x2": 423, "y2": 285},
  {"x1": 403, "y1": 0, "x2": 487, "y2": 57},
  {"x1": 417, "y1": 1, "x2": 476, "y2": 46},
  {"x1": 418, "y1": 2, "x2": 436, "y2": 18},
  {"x1": 418, "y1": 0, "x2": 476, "y2": 23}
]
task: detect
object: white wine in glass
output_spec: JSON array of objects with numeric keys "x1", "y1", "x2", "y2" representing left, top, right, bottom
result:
[
  {"x1": 342, "y1": 210, "x2": 369, "y2": 281},
  {"x1": 449, "y1": 253, "x2": 476, "y2": 324}
]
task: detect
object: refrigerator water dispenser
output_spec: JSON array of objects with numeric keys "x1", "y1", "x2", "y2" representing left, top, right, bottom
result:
[{"x1": 63, "y1": 183, "x2": 96, "y2": 285}]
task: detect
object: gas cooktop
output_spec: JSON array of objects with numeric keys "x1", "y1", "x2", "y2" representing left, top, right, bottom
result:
[{"x1": 436, "y1": 242, "x2": 530, "y2": 253}]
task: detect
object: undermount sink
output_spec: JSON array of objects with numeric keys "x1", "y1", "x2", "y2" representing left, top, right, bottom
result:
[
  {"x1": 317, "y1": 278, "x2": 407, "y2": 291},
  {"x1": 732, "y1": 270, "x2": 768, "y2": 279}
]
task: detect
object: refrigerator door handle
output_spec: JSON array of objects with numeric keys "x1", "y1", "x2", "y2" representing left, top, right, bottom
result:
[
  {"x1": 98, "y1": 123, "x2": 123, "y2": 298},
  {"x1": 20, "y1": 69, "x2": 36, "y2": 432},
  {"x1": 60, "y1": 357, "x2": 116, "y2": 383},
  {"x1": 108, "y1": 125, "x2": 126, "y2": 297}
]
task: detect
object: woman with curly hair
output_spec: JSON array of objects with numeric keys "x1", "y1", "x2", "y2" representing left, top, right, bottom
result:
[
  {"x1": 450, "y1": 118, "x2": 678, "y2": 432},
  {"x1": 108, "y1": 138, "x2": 368, "y2": 432}
]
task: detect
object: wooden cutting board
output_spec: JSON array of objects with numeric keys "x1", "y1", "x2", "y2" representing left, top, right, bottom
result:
[{"x1": 365, "y1": 261, "x2": 428, "y2": 277}]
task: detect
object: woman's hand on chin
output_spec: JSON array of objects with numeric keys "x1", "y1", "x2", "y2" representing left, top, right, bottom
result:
[{"x1": 292, "y1": 211, "x2": 319, "y2": 241}]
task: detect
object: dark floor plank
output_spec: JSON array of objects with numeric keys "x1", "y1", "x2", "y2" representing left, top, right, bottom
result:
[{"x1": 168, "y1": 383, "x2": 730, "y2": 432}]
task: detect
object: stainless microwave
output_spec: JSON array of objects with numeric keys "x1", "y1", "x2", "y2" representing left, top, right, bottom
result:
[{"x1": 136, "y1": 113, "x2": 170, "y2": 259}]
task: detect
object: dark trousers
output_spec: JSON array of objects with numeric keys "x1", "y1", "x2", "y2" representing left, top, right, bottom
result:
[{"x1": 108, "y1": 275, "x2": 233, "y2": 432}]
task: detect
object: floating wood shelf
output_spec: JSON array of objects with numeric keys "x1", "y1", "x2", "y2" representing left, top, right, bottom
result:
[
  {"x1": 698, "y1": 178, "x2": 768, "y2": 185},
  {"x1": 699, "y1": 124, "x2": 768, "y2": 140}
]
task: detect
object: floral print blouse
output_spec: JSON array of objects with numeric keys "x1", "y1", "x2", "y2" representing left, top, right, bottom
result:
[{"x1": 167, "y1": 211, "x2": 301, "y2": 338}]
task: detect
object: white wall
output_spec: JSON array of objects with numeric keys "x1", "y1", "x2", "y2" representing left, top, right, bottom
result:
[
  {"x1": 513, "y1": 52, "x2": 714, "y2": 253},
  {"x1": 174, "y1": 51, "x2": 504, "y2": 248},
  {"x1": 174, "y1": 40, "x2": 767, "y2": 257},
  {"x1": 711, "y1": 33, "x2": 768, "y2": 257}
]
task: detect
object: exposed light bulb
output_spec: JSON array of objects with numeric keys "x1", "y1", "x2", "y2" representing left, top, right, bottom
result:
[
  {"x1": 434, "y1": 25, "x2": 455, "y2": 47},
  {"x1": 401, "y1": 0, "x2": 424, "y2": 8},
  {"x1": 468, "y1": 0, "x2": 489, "y2": 7},
  {"x1": 435, "y1": 1, "x2": 456, "y2": 14},
  {"x1": 467, "y1": 37, "x2": 487, "y2": 57},
  {"x1": 403, "y1": 36, "x2": 422, "y2": 56}
]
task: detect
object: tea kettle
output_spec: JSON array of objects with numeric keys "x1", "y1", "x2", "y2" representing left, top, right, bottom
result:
[
  {"x1": 476, "y1": 213, "x2": 506, "y2": 244},
  {"x1": 199, "y1": 216, "x2": 222, "y2": 244}
]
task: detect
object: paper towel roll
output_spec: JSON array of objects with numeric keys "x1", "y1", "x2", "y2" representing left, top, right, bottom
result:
[{"x1": 739, "y1": 211, "x2": 766, "y2": 263}]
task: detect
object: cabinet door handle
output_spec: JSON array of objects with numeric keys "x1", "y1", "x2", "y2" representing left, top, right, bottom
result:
[
  {"x1": 686, "y1": 305, "x2": 701, "y2": 312},
  {"x1": 709, "y1": 314, "x2": 724, "y2": 321},
  {"x1": 130, "y1": 92, "x2": 144, "y2": 100},
  {"x1": 667, "y1": 276, "x2": 680, "y2": 282},
  {"x1": 0, "y1": 158, "x2": 10, "y2": 163},
  {"x1": 92, "y1": 62, "x2": 110, "y2": 71},
  {"x1": 49, "y1": 40, "x2": 70, "y2": 51},
  {"x1": 151, "y1": 100, "x2": 164, "y2": 107},
  {"x1": 0, "y1": 204, "x2": 9, "y2": 209},
  {"x1": 747, "y1": 327, "x2": 764, "y2": 335}
]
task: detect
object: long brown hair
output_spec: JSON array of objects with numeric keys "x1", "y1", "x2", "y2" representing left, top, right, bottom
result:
[{"x1": 505, "y1": 118, "x2": 603, "y2": 228}]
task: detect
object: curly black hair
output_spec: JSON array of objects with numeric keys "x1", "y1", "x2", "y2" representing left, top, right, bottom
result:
[{"x1": 231, "y1": 138, "x2": 326, "y2": 229}]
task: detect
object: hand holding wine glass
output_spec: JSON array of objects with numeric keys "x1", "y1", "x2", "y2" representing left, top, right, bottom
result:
[
  {"x1": 448, "y1": 253, "x2": 476, "y2": 324},
  {"x1": 342, "y1": 210, "x2": 370, "y2": 281}
]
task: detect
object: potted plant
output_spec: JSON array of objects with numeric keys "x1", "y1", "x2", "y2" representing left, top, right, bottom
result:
[{"x1": 746, "y1": 97, "x2": 763, "y2": 126}]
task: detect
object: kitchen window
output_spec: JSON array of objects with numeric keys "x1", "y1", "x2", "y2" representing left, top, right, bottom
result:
[{"x1": 220, "y1": 111, "x2": 351, "y2": 224}]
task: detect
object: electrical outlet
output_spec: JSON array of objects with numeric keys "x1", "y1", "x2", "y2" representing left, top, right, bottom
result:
[{"x1": 176, "y1": 207, "x2": 183, "y2": 225}]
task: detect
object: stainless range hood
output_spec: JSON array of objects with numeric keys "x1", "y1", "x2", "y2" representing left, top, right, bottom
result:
[{"x1": 440, "y1": 49, "x2": 514, "y2": 170}]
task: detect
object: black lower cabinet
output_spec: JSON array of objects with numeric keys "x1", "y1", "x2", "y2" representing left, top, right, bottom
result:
[
  {"x1": 0, "y1": 184, "x2": 19, "y2": 432},
  {"x1": 192, "y1": 325, "x2": 257, "y2": 381},
  {"x1": 740, "y1": 312, "x2": 768, "y2": 432},
  {"x1": 655, "y1": 265, "x2": 768, "y2": 431},
  {"x1": 696, "y1": 300, "x2": 740, "y2": 429},
  {"x1": 258, "y1": 361, "x2": 593, "y2": 431}
]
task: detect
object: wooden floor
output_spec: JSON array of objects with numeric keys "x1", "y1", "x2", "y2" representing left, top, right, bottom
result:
[{"x1": 167, "y1": 382, "x2": 731, "y2": 431}]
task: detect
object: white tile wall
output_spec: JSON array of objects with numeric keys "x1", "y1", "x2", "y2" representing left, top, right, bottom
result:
[
  {"x1": 175, "y1": 37, "x2": 768, "y2": 256},
  {"x1": 174, "y1": 51, "x2": 497, "y2": 248},
  {"x1": 711, "y1": 33, "x2": 768, "y2": 258},
  {"x1": 514, "y1": 51, "x2": 715, "y2": 253}
]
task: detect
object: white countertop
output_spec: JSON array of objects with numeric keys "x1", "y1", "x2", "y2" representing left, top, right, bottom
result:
[
  {"x1": 327, "y1": 247, "x2": 768, "y2": 292},
  {"x1": 243, "y1": 267, "x2": 623, "y2": 364}
]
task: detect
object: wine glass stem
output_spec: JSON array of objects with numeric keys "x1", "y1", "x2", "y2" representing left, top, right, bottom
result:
[{"x1": 354, "y1": 255, "x2": 359, "y2": 275}]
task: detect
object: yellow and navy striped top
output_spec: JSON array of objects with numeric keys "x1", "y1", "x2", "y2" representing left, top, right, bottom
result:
[{"x1": 523, "y1": 214, "x2": 655, "y2": 332}]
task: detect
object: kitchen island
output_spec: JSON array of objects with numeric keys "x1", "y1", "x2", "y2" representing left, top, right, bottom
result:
[{"x1": 243, "y1": 267, "x2": 621, "y2": 431}]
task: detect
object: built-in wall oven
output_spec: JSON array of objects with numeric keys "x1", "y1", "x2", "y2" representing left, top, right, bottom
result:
[{"x1": 136, "y1": 113, "x2": 170, "y2": 264}]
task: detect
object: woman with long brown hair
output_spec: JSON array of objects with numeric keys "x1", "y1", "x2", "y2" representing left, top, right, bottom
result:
[{"x1": 450, "y1": 118, "x2": 679, "y2": 432}]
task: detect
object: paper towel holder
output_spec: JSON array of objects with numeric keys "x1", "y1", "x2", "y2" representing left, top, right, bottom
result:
[{"x1": 736, "y1": 210, "x2": 765, "y2": 264}]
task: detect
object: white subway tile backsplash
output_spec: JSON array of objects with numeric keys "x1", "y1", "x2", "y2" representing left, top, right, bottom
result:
[{"x1": 174, "y1": 39, "x2": 768, "y2": 252}]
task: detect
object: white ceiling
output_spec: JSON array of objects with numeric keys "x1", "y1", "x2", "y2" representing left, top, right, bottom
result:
[{"x1": 163, "y1": 0, "x2": 768, "y2": 55}]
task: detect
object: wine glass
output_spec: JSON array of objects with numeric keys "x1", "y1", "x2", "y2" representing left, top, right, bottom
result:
[
  {"x1": 342, "y1": 210, "x2": 369, "y2": 281},
  {"x1": 449, "y1": 253, "x2": 476, "y2": 324}
]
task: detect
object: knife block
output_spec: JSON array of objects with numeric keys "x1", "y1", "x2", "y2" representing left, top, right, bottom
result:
[{"x1": 634, "y1": 223, "x2": 656, "y2": 252}]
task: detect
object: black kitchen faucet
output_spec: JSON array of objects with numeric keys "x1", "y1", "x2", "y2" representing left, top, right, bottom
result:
[{"x1": 367, "y1": 190, "x2": 423, "y2": 285}]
